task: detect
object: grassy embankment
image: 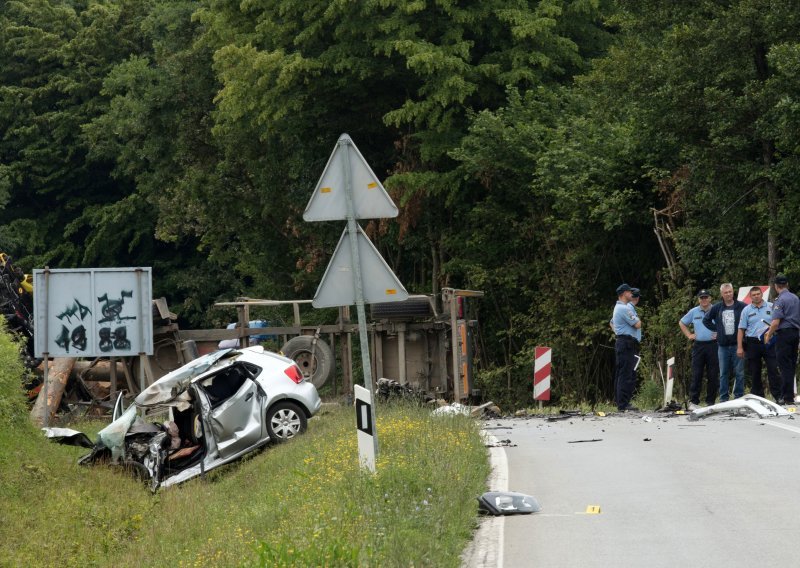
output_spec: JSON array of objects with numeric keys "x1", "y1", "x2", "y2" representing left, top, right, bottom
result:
[{"x1": 0, "y1": 329, "x2": 490, "y2": 567}]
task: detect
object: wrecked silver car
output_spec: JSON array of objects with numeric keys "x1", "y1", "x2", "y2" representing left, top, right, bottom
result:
[{"x1": 74, "y1": 346, "x2": 321, "y2": 490}]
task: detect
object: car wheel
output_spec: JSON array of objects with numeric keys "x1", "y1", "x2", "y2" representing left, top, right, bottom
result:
[
  {"x1": 280, "y1": 335, "x2": 334, "y2": 389},
  {"x1": 121, "y1": 460, "x2": 150, "y2": 482},
  {"x1": 266, "y1": 401, "x2": 307, "y2": 442}
]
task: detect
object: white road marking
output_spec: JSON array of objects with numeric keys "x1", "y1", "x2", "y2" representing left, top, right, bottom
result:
[
  {"x1": 756, "y1": 418, "x2": 800, "y2": 435},
  {"x1": 461, "y1": 434, "x2": 509, "y2": 568}
]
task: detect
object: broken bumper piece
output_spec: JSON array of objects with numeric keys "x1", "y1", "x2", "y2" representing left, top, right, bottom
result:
[{"x1": 688, "y1": 394, "x2": 790, "y2": 421}]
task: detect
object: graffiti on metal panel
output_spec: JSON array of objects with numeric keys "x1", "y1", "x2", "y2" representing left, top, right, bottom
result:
[
  {"x1": 97, "y1": 291, "x2": 135, "y2": 352},
  {"x1": 55, "y1": 299, "x2": 92, "y2": 353},
  {"x1": 97, "y1": 291, "x2": 135, "y2": 323},
  {"x1": 54, "y1": 290, "x2": 136, "y2": 353}
]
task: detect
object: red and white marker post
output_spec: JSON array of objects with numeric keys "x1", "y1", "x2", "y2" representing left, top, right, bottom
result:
[{"x1": 534, "y1": 346, "x2": 552, "y2": 409}]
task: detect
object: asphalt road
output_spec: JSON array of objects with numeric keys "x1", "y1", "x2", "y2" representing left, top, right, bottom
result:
[{"x1": 463, "y1": 410, "x2": 800, "y2": 568}]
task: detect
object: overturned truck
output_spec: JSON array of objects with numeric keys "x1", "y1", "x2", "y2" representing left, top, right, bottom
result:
[{"x1": 176, "y1": 288, "x2": 484, "y2": 402}]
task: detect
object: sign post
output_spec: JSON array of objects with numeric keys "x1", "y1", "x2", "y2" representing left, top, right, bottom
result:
[
  {"x1": 304, "y1": 134, "x2": 408, "y2": 468},
  {"x1": 534, "y1": 346, "x2": 551, "y2": 410}
]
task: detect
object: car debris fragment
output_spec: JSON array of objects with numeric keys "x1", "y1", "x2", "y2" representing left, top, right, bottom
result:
[
  {"x1": 688, "y1": 394, "x2": 790, "y2": 421},
  {"x1": 477, "y1": 491, "x2": 541, "y2": 516},
  {"x1": 432, "y1": 401, "x2": 501, "y2": 418},
  {"x1": 485, "y1": 438, "x2": 516, "y2": 447},
  {"x1": 42, "y1": 427, "x2": 93, "y2": 448}
]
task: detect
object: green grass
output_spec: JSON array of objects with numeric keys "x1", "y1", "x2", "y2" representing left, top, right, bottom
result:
[{"x1": 0, "y1": 336, "x2": 490, "y2": 567}]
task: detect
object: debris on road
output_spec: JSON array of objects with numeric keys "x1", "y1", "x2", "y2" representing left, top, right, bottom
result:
[
  {"x1": 567, "y1": 438, "x2": 603, "y2": 443},
  {"x1": 485, "y1": 439, "x2": 516, "y2": 447},
  {"x1": 478, "y1": 491, "x2": 541, "y2": 516},
  {"x1": 688, "y1": 394, "x2": 790, "y2": 421}
]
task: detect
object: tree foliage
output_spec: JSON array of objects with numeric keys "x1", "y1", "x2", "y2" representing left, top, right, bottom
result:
[{"x1": 6, "y1": 0, "x2": 800, "y2": 406}]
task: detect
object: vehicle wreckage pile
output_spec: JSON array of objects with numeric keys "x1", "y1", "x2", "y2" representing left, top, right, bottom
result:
[{"x1": 46, "y1": 346, "x2": 321, "y2": 491}]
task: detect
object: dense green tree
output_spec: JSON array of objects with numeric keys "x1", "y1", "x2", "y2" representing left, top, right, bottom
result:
[{"x1": 0, "y1": 0, "x2": 154, "y2": 267}]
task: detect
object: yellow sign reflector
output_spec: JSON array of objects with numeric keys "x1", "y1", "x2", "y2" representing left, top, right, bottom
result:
[
  {"x1": 367, "y1": 182, "x2": 377, "y2": 189},
  {"x1": 320, "y1": 187, "x2": 332, "y2": 194},
  {"x1": 585, "y1": 505, "x2": 601, "y2": 514},
  {"x1": 385, "y1": 289, "x2": 397, "y2": 295}
]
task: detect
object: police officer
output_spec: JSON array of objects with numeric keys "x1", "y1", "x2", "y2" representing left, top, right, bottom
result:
[
  {"x1": 764, "y1": 274, "x2": 800, "y2": 405},
  {"x1": 737, "y1": 286, "x2": 780, "y2": 401},
  {"x1": 612, "y1": 283, "x2": 641, "y2": 412},
  {"x1": 679, "y1": 289, "x2": 718, "y2": 410}
]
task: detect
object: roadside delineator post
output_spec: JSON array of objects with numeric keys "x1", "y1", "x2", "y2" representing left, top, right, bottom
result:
[
  {"x1": 534, "y1": 346, "x2": 551, "y2": 410},
  {"x1": 664, "y1": 357, "x2": 675, "y2": 407},
  {"x1": 354, "y1": 384, "x2": 375, "y2": 472}
]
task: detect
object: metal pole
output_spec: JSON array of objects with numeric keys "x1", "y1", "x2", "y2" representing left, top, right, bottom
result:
[
  {"x1": 341, "y1": 137, "x2": 379, "y2": 459},
  {"x1": 42, "y1": 267, "x2": 50, "y2": 428},
  {"x1": 448, "y1": 289, "x2": 462, "y2": 401}
]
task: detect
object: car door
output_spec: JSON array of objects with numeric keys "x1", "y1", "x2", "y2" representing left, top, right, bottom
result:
[{"x1": 201, "y1": 366, "x2": 265, "y2": 459}]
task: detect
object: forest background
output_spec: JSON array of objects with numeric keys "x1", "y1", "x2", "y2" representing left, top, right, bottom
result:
[{"x1": 3, "y1": 0, "x2": 799, "y2": 407}]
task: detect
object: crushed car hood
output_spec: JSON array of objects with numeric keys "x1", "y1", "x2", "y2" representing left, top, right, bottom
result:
[{"x1": 134, "y1": 348, "x2": 234, "y2": 408}]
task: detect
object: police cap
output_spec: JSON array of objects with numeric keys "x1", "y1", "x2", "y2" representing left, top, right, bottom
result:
[{"x1": 616, "y1": 283, "x2": 632, "y2": 295}]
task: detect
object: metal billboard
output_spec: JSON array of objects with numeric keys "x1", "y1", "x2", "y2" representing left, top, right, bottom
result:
[{"x1": 33, "y1": 267, "x2": 153, "y2": 357}]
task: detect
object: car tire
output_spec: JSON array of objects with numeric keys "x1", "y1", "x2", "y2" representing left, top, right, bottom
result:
[
  {"x1": 280, "y1": 335, "x2": 334, "y2": 389},
  {"x1": 266, "y1": 401, "x2": 307, "y2": 442},
  {"x1": 121, "y1": 460, "x2": 150, "y2": 482}
]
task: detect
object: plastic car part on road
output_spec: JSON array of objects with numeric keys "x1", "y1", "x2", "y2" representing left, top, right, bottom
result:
[
  {"x1": 478, "y1": 492, "x2": 541, "y2": 515},
  {"x1": 688, "y1": 394, "x2": 790, "y2": 420}
]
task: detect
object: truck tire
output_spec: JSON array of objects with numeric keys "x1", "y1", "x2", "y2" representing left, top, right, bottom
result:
[{"x1": 280, "y1": 335, "x2": 334, "y2": 389}]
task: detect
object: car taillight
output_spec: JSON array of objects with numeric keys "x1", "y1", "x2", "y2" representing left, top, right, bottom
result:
[{"x1": 284, "y1": 365, "x2": 304, "y2": 384}]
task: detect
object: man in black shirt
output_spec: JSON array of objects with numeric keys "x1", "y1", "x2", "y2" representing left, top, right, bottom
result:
[{"x1": 703, "y1": 283, "x2": 746, "y2": 402}]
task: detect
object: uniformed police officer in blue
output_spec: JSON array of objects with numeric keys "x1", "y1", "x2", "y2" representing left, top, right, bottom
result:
[
  {"x1": 679, "y1": 290, "x2": 719, "y2": 410},
  {"x1": 612, "y1": 283, "x2": 641, "y2": 411},
  {"x1": 764, "y1": 274, "x2": 800, "y2": 405},
  {"x1": 736, "y1": 286, "x2": 780, "y2": 401}
]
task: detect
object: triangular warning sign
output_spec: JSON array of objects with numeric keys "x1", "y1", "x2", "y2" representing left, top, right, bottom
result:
[
  {"x1": 312, "y1": 225, "x2": 408, "y2": 308},
  {"x1": 303, "y1": 133, "x2": 398, "y2": 221}
]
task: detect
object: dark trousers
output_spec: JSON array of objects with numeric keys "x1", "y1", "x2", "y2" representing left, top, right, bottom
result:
[
  {"x1": 744, "y1": 338, "x2": 781, "y2": 400},
  {"x1": 690, "y1": 341, "x2": 719, "y2": 405},
  {"x1": 775, "y1": 328, "x2": 800, "y2": 402},
  {"x1": 615, "y1": 335, "x2": 637, "y2": 410}
]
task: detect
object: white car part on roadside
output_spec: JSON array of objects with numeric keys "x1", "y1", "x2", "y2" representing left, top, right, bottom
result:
[{"x1": 688, "y1": 394, "x2": 790, "y2": 421}]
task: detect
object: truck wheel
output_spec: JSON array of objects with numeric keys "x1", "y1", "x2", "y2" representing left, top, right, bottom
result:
[{"x1": 280, "y1": 335, "x2": 333, "y2": 389}]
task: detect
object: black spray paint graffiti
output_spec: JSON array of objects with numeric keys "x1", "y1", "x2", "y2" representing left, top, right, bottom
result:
[
  {"x1": 97, "y1": 290, "x2": 135, "y2": 324},
  {"x1": 55, "y1": 299, "x2": 92, "y2": 353},
  {"x1": 54, "y1": 291, "x2": 137, "y2": 353},
  {"x1": 97, "y1": 290, "x2": 136, "y2": 352},
  {"x1": 98, "y1": 326, "x2": 131, "y2": 352}
]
